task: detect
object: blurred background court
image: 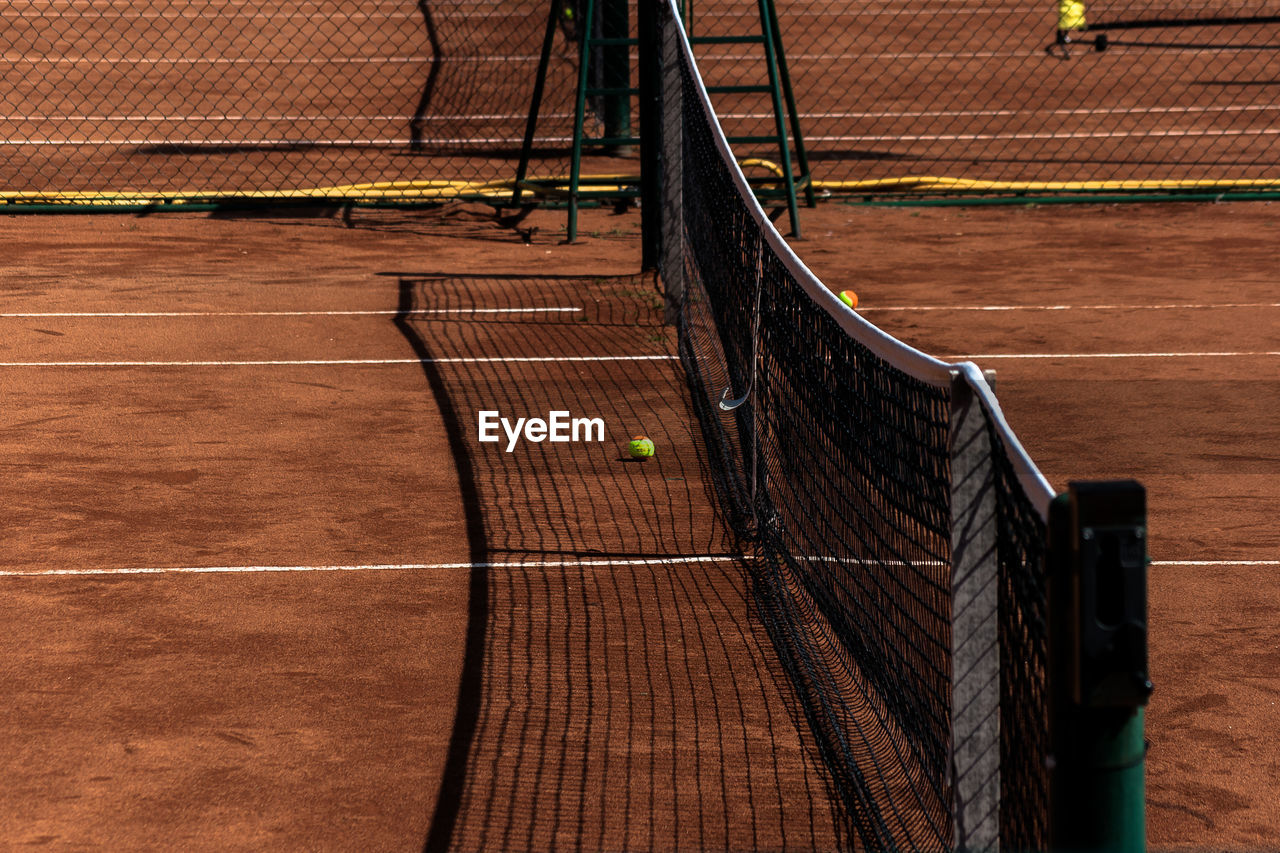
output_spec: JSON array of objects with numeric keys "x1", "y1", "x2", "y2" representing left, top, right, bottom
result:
[
  {"x1": 7, "y1": 0, "x2": 1280, "y2": 202},
  {"x1": 0, "y1": 0, "x2": 1277, "y2": 849}
]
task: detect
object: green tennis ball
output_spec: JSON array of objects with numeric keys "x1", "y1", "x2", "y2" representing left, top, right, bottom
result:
[
  {"x1": 838, "y1": 289, "x2": 858, "y2": 309},
  {"x1": 628, "y1": 436, "x2": 654, "y2": 459}
]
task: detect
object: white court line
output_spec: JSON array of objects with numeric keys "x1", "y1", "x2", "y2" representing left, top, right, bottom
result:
[
  {"x1": 710, "y1": 51, "x2": 1041, "y2": 61},
  {"x1": 0, "y1": 137, "x2": 535, "y2": 146},
  {"x1": 2, "y1": 1, "x2": 1047, "y2": 12},
  {"x1": 863, "y1": 302, "x2": 1280, "y2": 312},
  {"x1": 808, "y1": 128, "x2": 1280, "y2": 143},
  {"x1": 9, "y1": 55, "x2": 514, "y2": 65},
  {"x1": 949, "y1": 352, "x2": 1280, "y2": 360},
  {"x1": 1152, "y1": 560, "x2": 1280, "y2": 566},
  {"x1": 0, "y1": 355, "x2": 678, "y2": 367},
  {"x1": 722, "y1": 104, "x2": 1280, "y2": 121},
  {"x1": 5, "y1": 0, "x2": 414, "y2": 8},
  {"x1": 14, "y1": 105, "x2": 1275, "y2": 125},
  {"x1": 1, "y1": 11, "x2": 419, "y2": 19},
  {"x1": 5, "y1": 4, "x2": 1046, "y2": 15},
  {"x1": 0, "y1": 113, "x2": 571, "y2": 123},
  {"x1": 0, "y1": 555, "x2": 744, "y2": 578},
  {"x1": 0, "y1": 308, "x2": 582, "y2": 318},
  {"x1": 6, "y1": 556, "x2": 1271, "y2": 577},
  {"x1": 11, "y1": 127, "x2": 1279, "y2": 148}
]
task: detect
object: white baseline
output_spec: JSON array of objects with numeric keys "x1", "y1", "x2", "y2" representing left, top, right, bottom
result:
[{"x1": 0, "y1": 556, "x2": 745, "y2": 578}]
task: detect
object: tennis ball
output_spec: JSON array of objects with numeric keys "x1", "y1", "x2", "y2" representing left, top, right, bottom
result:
[
  {"x1": 628, "y1": 436, "x2": 654, "y2": 459},
  {"x1": 838, "y1": 289, "x2": 858, "y2": 309}
]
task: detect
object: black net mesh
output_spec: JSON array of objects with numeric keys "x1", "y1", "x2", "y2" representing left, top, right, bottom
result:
[
  {"x1": 989, "y1": 419, "x2": 1052, "y2": 853},
  {"x1": 679, "y1": 50, "x2": 954, "y2": 848},
  {"x1": 673, "y1": 18, "x2": 1053, "y2": 850}
]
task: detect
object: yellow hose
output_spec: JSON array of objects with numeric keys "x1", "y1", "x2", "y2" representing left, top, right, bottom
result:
[
  {"x1": 5, "y1": 166, "x2": 1280, "y2": 206},
  {"x1": 736, "y1": 159, "x2": 1280, "y2": 193}
]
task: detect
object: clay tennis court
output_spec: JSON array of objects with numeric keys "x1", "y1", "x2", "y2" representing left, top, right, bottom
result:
[
  {"x1": 6, "y1": 0, "x2": 1280, "y2": 198},
  {"x1": 1, "y1": 0, "x2": 1278, "y2": 848},
  {"x1": 0, "y1": 199, "x2": 1275, "y2": 850}
]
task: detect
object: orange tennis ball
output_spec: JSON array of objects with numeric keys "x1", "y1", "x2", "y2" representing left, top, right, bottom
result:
[{"x1": 838, "y1": 290, "x2": 858, "y2": 309}]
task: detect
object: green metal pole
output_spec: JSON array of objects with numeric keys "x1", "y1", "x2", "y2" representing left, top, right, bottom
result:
[
  {"x1": 1053, "y1": 705, "x2": 1148, "y2": 851},
  {"x1": 753, "y1": 0, "x2": 800, "y2": 238},
  {"x1": 600, "y1": 0, "x2": 631, "y2": 154},
  {"x1": 761, "y1": 0, "x2": 814, "y2": 207},
  {"x1": 567, "y1": 0, "x2": 597, "y2": 241},
  {"x1": 1049, "y1": 482, "x2": 1151, "y2": 853},
  {"x1": 637, "y1": 0, "x2": 661, "y2": 270}
]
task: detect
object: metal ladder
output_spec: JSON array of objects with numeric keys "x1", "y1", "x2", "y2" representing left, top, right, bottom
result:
[
  {"x1": 683, "y1": 0, "x2": 813, "y2": 237},
  {"x1": 514, "y1": 0, "x2": 812, "y2": 240}
]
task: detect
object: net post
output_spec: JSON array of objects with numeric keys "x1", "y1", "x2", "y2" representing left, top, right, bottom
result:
[
  {"x1": 948, "y1": 371, "x2": 1001, "y2": 852},
  {"x1": 1048, "y1": 481, "x2": 1151, "y2": 853},
  {"x1": 652, "y1": 0, "x2": 682, "y2": 324}
]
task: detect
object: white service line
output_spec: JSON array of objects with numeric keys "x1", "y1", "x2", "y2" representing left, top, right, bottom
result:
[
  {"x1": 4, "y1": 0, "x2": 415, "y2": 8},
  {"x1": 0, "y1": 136, "x2": 546, "y2": 146},
  {"x1": 12, "y1": 55, "x2": 522, "y2": 65},
  {"x1": 0, "y1": 355, "x2": 678, "y2": 367},
  {"x1": 0, "y1": 112, "x2": 567, "y2": 123},
  {"x1": 863, "y1": 302, "x2": 1280, "y2": 312},
  {"x1": 9, "y1": 556, "x2": 1267, "y2": 577},
  {"x1": 702, "y1": 51, "x2": 1036, "y2": 61},
  {"x1": 1152, "y1": 560, "x2": 1280, "y2": 566},
  {"x1": 947, "y1": 351, "x2": 1280, "y2": 360},
  {"x1": 12, "y1": 127, "x2": 1279, "y2": 148},
  {"x1": 0, "y1": 555, "x2": 744, "y2": 578},
  {"x1": 0, "y1": 308, "x2": 582, "y2": 318},
  {"x1": 1, "y1": 11, "x2": 420, "y2": 19},
  {"x1": 807, "y1": 128, "x2": 1280, "y2": 143},
  {"x1": 725, "y1": 104, "x2": 1280, "y2": 121},
  {"x1": 14, "y1": 105, "x2": 1276, "y2": 125}
]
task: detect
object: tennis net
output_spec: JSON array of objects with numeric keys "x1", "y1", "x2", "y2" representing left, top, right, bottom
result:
[{"x1": 656, "y1": 1, "x2": 1057, "y2": 848}]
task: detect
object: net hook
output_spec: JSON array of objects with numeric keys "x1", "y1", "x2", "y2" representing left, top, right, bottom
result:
[
  {"x1": 718, "y1": 382, "x2": 752, "y2": 411},
  {"x1": 719, "y1": 240, "x2": 765, "y2": 412}
]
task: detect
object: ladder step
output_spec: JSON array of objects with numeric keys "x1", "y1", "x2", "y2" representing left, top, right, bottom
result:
[
  {"x1": 688, "y1": 35, "x2": 767, "y2": 45},
  {"x1": 706, "y1": 85, "x2": 773, "y2": 94},
  {"x1": 582, "y1": 136, "x2": 642, "y2": 147},
  {"x1": 745, "y1": 175, "x2": 812, "y2": 188},
  {"x1": 584, "y1": 86, "x2": 641, "y2": 97}
]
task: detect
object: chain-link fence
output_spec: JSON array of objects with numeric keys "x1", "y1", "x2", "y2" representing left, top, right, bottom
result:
[
  {"x1": 3, "y1": 0, "x2": 1279, "y2": 205},
  {"x1": 696, "y1": 0, "x2": 1280, "y2": 198},
  {"x1": 0, "y1": 0, "x2": 585, "y2": 204}
]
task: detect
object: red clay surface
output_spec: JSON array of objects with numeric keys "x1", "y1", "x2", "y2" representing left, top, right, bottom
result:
[
  {"x1": 0, "y1": 200, "x2": 1276, "y2": 849},
  {"x1": 5, "y1": 0, "x2": 1279, "y2": 197}
]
